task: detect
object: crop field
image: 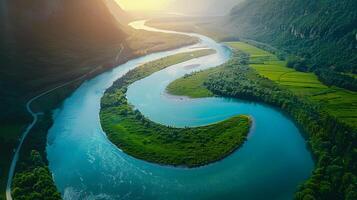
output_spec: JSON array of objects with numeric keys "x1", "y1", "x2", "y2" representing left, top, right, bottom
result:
[{"x1": 227, "y1": 42, "x2": 357, "y2": 129}]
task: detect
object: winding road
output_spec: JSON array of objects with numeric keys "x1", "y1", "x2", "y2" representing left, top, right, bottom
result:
[{"x1": 5, "y1": 45, "x2": 124, "y2": 200}]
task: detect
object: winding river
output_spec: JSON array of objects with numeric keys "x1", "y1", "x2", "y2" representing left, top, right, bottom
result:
[{"x1": 47, "y1": 20, "x2": 314, "y2": 200}]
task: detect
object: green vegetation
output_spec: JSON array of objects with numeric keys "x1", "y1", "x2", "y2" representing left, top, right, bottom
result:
[
  {"x1": 116, "y1": 49, "x2": 216, "y2": 81},
  {"x1": 101, "y1": 90, "x2": 250, "y2": 167},
  {"x1": 100, "y1": 49, "x2": 250, "y2": 167},
  {"x1": 11, "y1": 113, "x2": 61, "y2": 200},
  {"x1": 168, "y1": 44, "x2": 357, "y2": 199},
  {"x1": 155, "y1": 1, "x2": 357, "y2": 91},
  {"x1": 229, "y1": 42, "x2": 357, "y2": 129},
  {"x1": 228, "y1": 0, "x2": 357, "y2": 90},
  {"x1": 286, "y1": 55, "x2": 309, "y2": 72},
  {"x1": 315, "y1": 69, "x2": 357, "y2": 92},
  {"x1": 166, "y1": 70, "x2": 216, "y2": 98},
  {"x1": 12, "y1": 151, "x2": 61, "y2": 200},
  {"x1": 0, "y1": 124, "x2": 26, "y2": 200}
]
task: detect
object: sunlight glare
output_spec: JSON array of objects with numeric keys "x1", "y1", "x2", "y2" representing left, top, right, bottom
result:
[{"x1": 115, "y1": 0, "x2": 171, "y2": 11}]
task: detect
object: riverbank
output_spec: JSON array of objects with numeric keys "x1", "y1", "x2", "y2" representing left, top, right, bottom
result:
[
  {"x1": 2, "y1": 28, "x2": 199, "y2": 199},
  {"x1": 47, "y1": 20, "x2": 314, "y2": 199},
  {"x1": 166, "y1": 44, "x2": 357, "y2": 199},
  {"x1": 167, "y1": 69, "x2": 216, "y2": 98},
  {"x1": 100, "y1": 49, "x2": 251, "y2": 167}
]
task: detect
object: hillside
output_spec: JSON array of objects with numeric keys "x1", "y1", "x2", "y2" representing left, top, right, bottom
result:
[
  {"x1": 0, "y1": 0, "x2": 130, "y2": 198},
  {"x1": 228, "y1": 0, "x2": 357, "y2": 90},
  {"x1": 105, "y1": 0, "x2": 132, "y2": 28},
  {"x1": 0, "y1": 0, "x2": 130, "y2": 120},
  {"x1": 0, "y1": 1, "x2": 198, "y2": 198}
]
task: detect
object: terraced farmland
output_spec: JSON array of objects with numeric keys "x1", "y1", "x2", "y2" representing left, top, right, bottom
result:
[{"x1": 228, "y1": 42, "x2": 357, "y2": 129}]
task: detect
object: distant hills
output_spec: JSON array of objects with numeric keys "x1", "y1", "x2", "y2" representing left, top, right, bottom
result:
[
  {"x1": 228, "y1": 0, "x2": 357, "y2": 74},
  {"x1": 105, "y1": 0, "x2": 132, "y2": 30},
  {"x1": 166, "y1": 0, "x2": 244, "y2": 16}
]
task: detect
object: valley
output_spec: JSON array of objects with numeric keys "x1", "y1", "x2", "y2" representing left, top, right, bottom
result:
[
  {"x1": 1, "y1": 0, "x2": 356, "y2": 200},
  {"x1": 0, "y1": 1, "x2": 197, "y2": 199}
]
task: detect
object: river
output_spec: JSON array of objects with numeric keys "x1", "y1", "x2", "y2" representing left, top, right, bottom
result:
[{"x1": 47, "y1": 20, "x2": 314, "y2": 200}]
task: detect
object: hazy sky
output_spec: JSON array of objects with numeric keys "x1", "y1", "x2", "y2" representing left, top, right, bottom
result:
[
  {"x1": 116, "y1": 0, "x2": 172, "y2": 11},
  {"x1": 116, "y1": 0, "x2": 241, "y2": 15}
]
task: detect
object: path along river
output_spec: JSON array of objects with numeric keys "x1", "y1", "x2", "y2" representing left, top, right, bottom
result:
[{"x1": 47, "y1": 20, "x2": 314, "y2": 200}]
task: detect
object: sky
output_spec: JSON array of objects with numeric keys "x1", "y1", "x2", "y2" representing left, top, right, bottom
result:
[
  {"x1": 115, "y1": 0, "x2": 171, "y2": 11},
  {"x1": 115, "y1": 0, "x2": 242, "y2": 15}
]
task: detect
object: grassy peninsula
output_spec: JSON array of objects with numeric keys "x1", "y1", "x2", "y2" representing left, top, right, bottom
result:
[
  {"x1": 166, "y1": 70, "x2": 215, "y2": 98},
  {"x1": 168, "y1": 42, "x2": 357, "y2": 129},
  {"x1": 166, "y1": 42, "x2": 357, "y2": 199},
  {"x1": 100, "y1": 49, "x2": 251, "y2": 167}
]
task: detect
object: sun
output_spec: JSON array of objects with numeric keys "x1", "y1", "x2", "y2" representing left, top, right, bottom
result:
[{"x1": 115, "y1": 0, "x2": 171, "y2": 11}]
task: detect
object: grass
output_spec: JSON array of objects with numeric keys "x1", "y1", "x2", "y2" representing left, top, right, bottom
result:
[
  {"x1": 228, "y1": 42, "x2": 357, "y2": 129},
  {"x1": 166, "y1": 41, "x2": 356, "y2": 129},
  {"x1": 100, "y1": 50, "x2": 251, "y2": 167},
  {"x1": 166, "y1": 69, "x2": 218, "y2": 98},
  {"x1": 135, "y1": 49, "x2": 216, "y2": 75}
]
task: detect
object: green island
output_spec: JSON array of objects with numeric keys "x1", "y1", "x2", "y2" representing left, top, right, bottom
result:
[
  {"x1": 167, "y1": 42, "x2": 357, "y2": 199},
  {"x1": 100, "y1": 49, "x2": 251, "y2": 167}
]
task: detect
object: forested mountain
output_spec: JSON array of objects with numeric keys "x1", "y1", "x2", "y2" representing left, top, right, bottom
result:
[
  {"x1": 0, "y1": 0, "x2": 129, "y2": 121},
  {"x1": 0, "y1": 1, "x2": 130, "y2": 196},
  {"x1": 228, "y1": 0, "x2": 357, "y2": 90}
]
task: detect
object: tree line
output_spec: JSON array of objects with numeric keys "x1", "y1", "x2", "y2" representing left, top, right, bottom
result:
[
  {"x1": 11, "y1": 114, "x2": 61, "y2": 200},
  {"x1": 204, "y1": 50, "x2": 357, "y2": 200}
]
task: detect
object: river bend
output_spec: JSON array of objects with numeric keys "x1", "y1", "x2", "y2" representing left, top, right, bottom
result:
[{"x1": 47, "y1": 20, "x2": 314, "y2": 200}]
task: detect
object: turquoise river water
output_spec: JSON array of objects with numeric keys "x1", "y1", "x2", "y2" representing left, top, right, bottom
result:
[{"x1": 47, "y1": 20, "x2": 314, "y2": 200}]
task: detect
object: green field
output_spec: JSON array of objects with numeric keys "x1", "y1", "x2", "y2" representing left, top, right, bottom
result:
[
  {"x1": 228, "y1": 42, "x2": 357, "y2": 129},
  {"x1": 166, "y1": 70, "x2": 216, "y2": 98},
  {"x1": 100, "y1": 49, "x2": 250, "y2": 167},
  {"x1": 168, "y1": 42, "x2": 357, "y2": 128}
]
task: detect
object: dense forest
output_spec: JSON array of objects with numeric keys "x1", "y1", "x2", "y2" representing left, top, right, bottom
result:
[
  {"x1": 12, "y1": 113, "x2": 61, "y2": 200},
  {"x1": 0, "y1": 0, "x2": 130, "y2": 122},
  {"x1": 228, "y1": 0, "x2": 357, "y2": 90},
  {"x1": 12, "y1": 151, "x2": 61, "y2": 200},
  {"x1": 200, "y1": 50, "x2": 357, "y2": 200}
]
